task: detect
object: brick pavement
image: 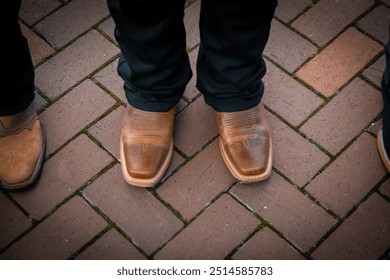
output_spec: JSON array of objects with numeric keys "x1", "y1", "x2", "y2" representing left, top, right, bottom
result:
[{"x1": 1, "y1": 0, "x2": 389, "y2": 260}]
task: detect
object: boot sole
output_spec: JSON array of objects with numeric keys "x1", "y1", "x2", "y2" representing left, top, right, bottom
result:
[
  {"x1": 377, "y1": 126, "x2": 390, "y2": 173},
  {"x1": 120, "y1": 138, "x2": 173, "y2": 187}
]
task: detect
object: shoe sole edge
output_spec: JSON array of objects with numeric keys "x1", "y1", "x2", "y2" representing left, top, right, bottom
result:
[{"x1": 219, "y1": 138, "x2": 273, "y2": 183}]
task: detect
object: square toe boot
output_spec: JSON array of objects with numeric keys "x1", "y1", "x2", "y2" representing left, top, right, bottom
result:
[
  {"x1": 120, "y1": 105, "x2": 175, "y2": 187},
  {"x1": 0, "y1": 103, "x2": 45, "y2": 190},
  {"x1": 216, "y1": 102, "x2": 272, "y2": 183}
]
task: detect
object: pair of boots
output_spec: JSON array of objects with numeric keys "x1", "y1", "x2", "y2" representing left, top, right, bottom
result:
[{"x1": 0, "y1": 102, "x2": 272, "y2": 189}]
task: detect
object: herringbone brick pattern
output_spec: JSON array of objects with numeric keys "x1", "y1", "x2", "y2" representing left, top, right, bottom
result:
[{"x1": 1, "y1": 0, "x2": 389, "y2": 260}]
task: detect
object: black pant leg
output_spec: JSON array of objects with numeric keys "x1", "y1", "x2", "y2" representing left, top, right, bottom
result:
[
  {"x1": 107, "y1": 0, "x2": 192, "y2": 112},
  {"x1": 197, "y1": 0, "x2": 277, "y2": 112},
  {"x1": 0, "y1": 0, "x2": 35, "y2": 116},
  {"x1": 382, "y1": 24, "x2": 390, "y2": 152}
]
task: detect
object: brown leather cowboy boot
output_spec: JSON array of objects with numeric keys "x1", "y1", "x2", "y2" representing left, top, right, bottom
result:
[
  {"x1": 216, "y1": 102, "x2": 272, "y2": 183},
  {"x1": 120, "y1": 105, "x2": 175, "y2": 187},
  {"x1": 0, "y1": 103, "x2": 45, "y2": 190}
]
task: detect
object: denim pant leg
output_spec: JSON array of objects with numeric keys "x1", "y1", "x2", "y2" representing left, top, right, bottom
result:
[
  {"x1": 107, "y1": 0, "x2": 192, "y2": 112},
  {"x1": 382, "y1": 24, "x2": 390, "y2": 152},
  {"x1": 0, "y1": 0, "x2": 35, "y2": 116},
  {"x1": 196, "y1": 0, "x2": 278, "y2": 112}
]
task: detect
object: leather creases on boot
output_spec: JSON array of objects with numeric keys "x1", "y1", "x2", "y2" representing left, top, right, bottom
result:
[
  {"x1": 120, "y1": 105, "x2": 175, "y2": 187},
  {"x1": 0, "y1": 104, "x2": 45, "y2": 190},
  {"x1": 216, "y1": 102, "x2": 272, "y2": 183}
]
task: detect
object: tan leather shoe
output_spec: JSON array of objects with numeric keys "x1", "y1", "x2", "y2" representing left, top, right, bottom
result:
[
  {"x1": 120, "y1": 105, "x2": 175, "y2": 187},
  {"x1": 216, "y1": 102, "x2": 272, "y2": 183},
  {"x1": 378, "y1": 126, "x2": 390, "y2": 172},
  {"x1": 0, "y1": 103, "x2": 45, "y2": 190}
]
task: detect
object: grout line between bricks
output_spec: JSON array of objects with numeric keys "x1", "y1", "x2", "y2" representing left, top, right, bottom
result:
[
  {"x1": 80, "y1": 191, "x2": 152, "y2": 260},
  {"x1": 308, "y1": 172, "x2": 389, "y2": 257},
  {"x1": 270, "y1": 166, "x2": 340, "y2": 221},
  {"x1": 376, "y1": 175, "x2": 390, "y2": 202},
  {"x1": 224, "y1": 224, "x2": 266, "y2": 260},
  {"x1": 228, "y1": 191, "x2": 310, "y2": 259},
  {"x1": 0, "y1": 158, "x2": 117, "y2": 256},
  {"x1": 44, "y1": 100, "x2": 120, "y2": 161},
  {"x1": 68, "y1": 225, "x2": 112, "y2": 260},
  {"x1": 264, "y1": 104, "x2": 334, "y2": 161},
  {"x1": 148, "y1": 181, "x2": 239, "y2": 259},
  {"x1": 10, "y1": 0, "x2": 389, "y2": 261},
  {"x1": 152, "y1": 134, "x2": 220, "y2": 189},
  {"x1": 379, "y1": 247, "x2": 390, "y2": 260}
]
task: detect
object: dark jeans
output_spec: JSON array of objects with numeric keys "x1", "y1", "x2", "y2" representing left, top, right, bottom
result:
[
  {"x1": 108, "y1": 0, "x2": 277, "y2": 112},
  {"x1": 0, "y1": 0, "x2": 35, "y2": 116},
  {"x1": 382, "y1": 24, "x2": 390, "y2": 153}
]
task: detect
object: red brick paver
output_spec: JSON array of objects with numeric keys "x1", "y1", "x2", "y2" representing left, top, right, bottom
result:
[
  {"x1": 363, "y1": 55, "x2": 386, "y2": 88},
  {"x1": 88, "y1": 106, "x2": 125, "y2": 160},
  {"x1": 98, "y1": 18, "x2": 116, "y2": 41},
  {"x1": 367, "y1": 119, "x2": 383, "y2": 136},
  {"x1": 35, "y1": 0, "x2": 109, "y2": 48},
  {"x1": 11, "y1": 135, "x2": 113, "y2": 220},
  {"x1": 291, "y1": 0, "x2": 374, "y2": 46},
  {"x1": 82, "y1": 165, "x2": 184, "y2": 255},
  {"x1": 263, "y1": 60, "x2": 323, "y2": 126},
  {"x1": 305, "y1": 133, "x2": 387, "y2": 217},
  {"x1": 312, "y1": 194, "x2": 390, "y2": 259},
  {"x1": 154, "y1": 194, "x2": 259, "y2": 260},
  {"x1": 93, "y1": 59, "x2": 126, "y2": 103},
  {"x1": 296, "y1": 28, "x2": 382, "y2": 97},
  {"x1": 232, "y1": 227, "x2": 305, "y2": 260},
  {"x1": 266, "y1": 19, "x2": 317, "y2": 73},
  {"x1": 0, "y1": 193, "x2": 32, "y2": 251},
  {"x1": 20, "y1": 23, "x2": 55, "y2": 66},
  {"x1": 357, "y1": 5, "x2": 390, "y2": 44},
  {"x1": 20, "y1": 0, "x2": 61, "y2": 26},
  {"x1": 301, "y1": 78, "x2": 382, "y2": 155},
  {"x1": 35, "y1": 30, "x2": 118, "y2": 100},
  {"x1": 41, "y1": 80, "x2": 116, "y2": 155},
  {"x1": 380, "y1": 179, "x2": 390, "y2": 198},
  {"x1": 76, "y1": 229, "x2": 146, "y2": 260},
  {"x1": 230, "y1": 173, "x2": 336, "y2": 252},
  {"x1": 1, "y1": 196, "x2": 107, "y2": 260},
  {"x1": 276, "y1": 0, "x2": 312, "y2": 23},
  {"x1": 269, "y1": 113, "x2": 330, "y2": 186},
  {"x1": 1, "y1": 0, "x2": 389, "y2": 261},
  {"x1": 157, "y1": 139, "x2": 235, "y2": 220},
  {"x1": 174, "y1": 96, "x2": 218, "y2": 157},
  {"x1": 184, "y1": 0, "x2": 200, "y2": 49}
]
